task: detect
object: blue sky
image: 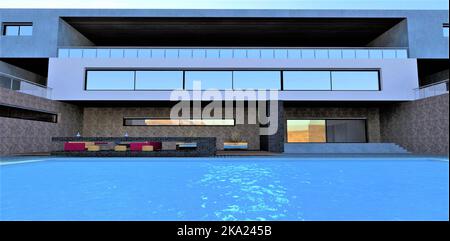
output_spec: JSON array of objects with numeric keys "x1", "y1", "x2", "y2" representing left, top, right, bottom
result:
[{"x1": 0, "y1": 0, "x2": 448, "y2": 10}]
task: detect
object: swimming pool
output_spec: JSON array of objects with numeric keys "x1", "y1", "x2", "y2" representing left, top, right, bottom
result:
[{"x1": 0, "y1": 157, "x2": 448, "y2": 221}]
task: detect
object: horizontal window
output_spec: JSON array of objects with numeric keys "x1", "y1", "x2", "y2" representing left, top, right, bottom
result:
[
  {"x1": 282, "y1": 70, "x2": 379, "y2": 91},
  {"x1": 331, "y1": 71, "x2": 379, "y2": 90},
  {"x1": 86, "y1": 71, "x2": 135, "y2": 90},
  {"x1": 283, "y1": 71, "x2": 331, "y2": 90},
  {"x1": 3, "y1": 23, "x2": 33, "y2": 36},
  {"x1": 0, "y1": 105, "x2": 57, "y2": 123},
  {"x1": 135, "y1": 71, "x2": 183, "y2": 90},
  {"x1": 185, "y1": 71, "x2": 233, "y2": 90},
  {"x1": 84, "y1": 70, "x2": 380, "y2": 91},
  {"x1": 233, "y1": 71, "x2": 280, "y2": 90},
  {"x1": 123, "y1": 118, "x2": 235, "y2": 126},
  {"x1": 287, "y1": 119, "x2": 366, "y2": 143}
]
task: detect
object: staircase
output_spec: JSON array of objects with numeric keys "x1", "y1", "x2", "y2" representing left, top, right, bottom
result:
[{"x1": 284, "y1": 143, "x2": 410, "y2": 154}]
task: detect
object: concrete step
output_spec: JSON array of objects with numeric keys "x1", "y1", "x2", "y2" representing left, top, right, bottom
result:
[{"x1": 284, "y1": 143, "x2": 410, "y2": 154}]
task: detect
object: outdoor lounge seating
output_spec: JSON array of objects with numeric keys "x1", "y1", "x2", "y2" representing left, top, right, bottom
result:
[
  {"x1": 64, "y1": 142, "x2": 85, "y2": 151},
  {"x1": 87, "y1": 145, "x2": 100, "y2": 151},
  {"x1": 130, "y1": 141, "x2": 162, "y2": 151},
  {"x1": 142, "y1": 145, "x2": 154, "y2": 152},
  {"x1": 114, "y1": 145, "x2": 127, "y2": 151}
]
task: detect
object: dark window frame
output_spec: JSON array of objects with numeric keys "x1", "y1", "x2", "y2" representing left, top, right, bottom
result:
[
  {"x1": 0, "y1": 104, "x2": 57, "y2": 123},
  {"x1": 285, "y1": 118, "x2": 368, "y2": 143},
  {"x1": 2, "y1": 22, "x2": 33, "y2": 36},
  {"x1": 84, "y1": 68, "x2": 381, "y2": 92},
  {"x1": 123, "y1": 117, "x2": 236, "y2": 127}
]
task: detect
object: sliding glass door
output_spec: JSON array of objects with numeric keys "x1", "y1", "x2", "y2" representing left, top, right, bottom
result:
[{"x1": 287, "y1": 119, "x2": 367, "y2": 143}]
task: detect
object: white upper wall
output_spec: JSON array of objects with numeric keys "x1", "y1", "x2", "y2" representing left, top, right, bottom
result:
[{"x1": 47, "y1": 58, "x2": 419, "y2": 101}]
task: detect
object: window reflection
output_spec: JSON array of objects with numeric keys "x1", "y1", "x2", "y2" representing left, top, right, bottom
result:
[
  {"x1": 124, "y1": 118, "x2": 235, "y2": 126},
  {"x1": 86, "y1": 71, "x2": 135, "y2": 90},
  {"x1": 283, "y1": 71, "x2": 331, "y2": 90},
  {"x1": 233, "y1": 71, "x2": 281, "y2": 90},
  {"x1": 287, "y1": 120, "x2": 326, "y2": 143},
  {"x1": 185, "y1": 71, "x2": 233, "y2": 90},
  {"x1": 135, "y1": 71, "x2": 183, "y2": 90},
  {"x1": 331, "y1": 71, "x2": 379, "y2": 90}
]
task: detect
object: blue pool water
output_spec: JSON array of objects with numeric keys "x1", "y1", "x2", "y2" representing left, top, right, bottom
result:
[{"x1": 0, "y1": 157, "x2": 448, "y2": 221}]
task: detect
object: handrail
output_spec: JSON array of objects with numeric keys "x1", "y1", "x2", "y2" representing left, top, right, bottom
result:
[
  {"x1": 0, "y1": 72, "x2": 51, "y2": 99},
  {"x1": 58, "y1": 47, "x2": 409, "y2": 59},
  {"x1": 58, "y1": 46, "x2": 409, "y2": 50},
  {"x1": 414, "y1": 79, "x2": 449, "y2": 100},
  {"x1": 417, "y1": 79, "x2": 449, "y2": 89},
  {"x1": 0, "y1": 71, "x2": 48, "y2": 89}
]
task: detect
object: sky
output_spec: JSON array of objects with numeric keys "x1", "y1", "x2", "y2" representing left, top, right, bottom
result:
[{"x1": 0, "y1": 0, "x2": 448, "y2": 10}]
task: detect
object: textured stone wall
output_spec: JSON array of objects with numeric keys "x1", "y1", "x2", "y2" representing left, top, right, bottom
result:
[
  {"x1": 284, "y1": 105, "x2": 381, "y2": 142},
  {"x1": 260, "y1": 101, "x2": 285, "y2": 153},
  {"x1": 0, "y1": 88, "x2": 83, "y2": 155},
  {"x1": 380, "y1": 94, "x2": 449, "y2": 155},
  {"x1": 82, "y1": 106, "x2": 260, "y2": 150}
]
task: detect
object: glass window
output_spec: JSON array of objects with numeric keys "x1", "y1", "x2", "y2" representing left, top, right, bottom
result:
[
  {"x1": 185, "y1": 71, "x2": 232, "y2": 90},
  {"x1": 135, "y1": 71, "x2": 183, "y2": 90},
  {"x1": 19, "y1": 25, "x2": 33, "y2": 36},
  {"x1": 86, "y1": 71, "x2": 135, "y2": 90},
  {"x1": 326, "y1": 119, "x2": 367, "y2": 143},
  {"x1": 124, "y1": 118, "x2": 235, "y2": 126},
  {"x1": 0, "y1": 105, "x2": 57, "y2": 123},
  {"x1": 283, "y1": 71, "x2": 331, "y2": 90},
  {"x1": 287, "y1": 120, "x2": 326, "y2": 143},
  {"x1": 233, "y1": 71, "x2": 281, "y2": 90},
  {"x1": 443, "y1": 24, "x2": 449, "y2": 37},
  {"x1": 4, "y1": 26, "x2": 19, "y2": 36},
  {"x1": 331, "y1": 71, "x2": 379, "y2": 90}
]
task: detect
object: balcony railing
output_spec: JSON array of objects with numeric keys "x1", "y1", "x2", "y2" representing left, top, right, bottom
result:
[
  {"x1": 414, "y1": 79, "x2": 449, "y2": 100},
  {"x1": 0, "y1": 72, "x2": 51, "y2": 99},
  {"x1": 58, "y1": 47, "x2": 408, "y2": 60}
]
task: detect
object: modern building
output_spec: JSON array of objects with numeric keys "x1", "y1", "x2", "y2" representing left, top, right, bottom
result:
[{"x1": 0, "y1": 9, "x2": 448, "y2": 155}]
